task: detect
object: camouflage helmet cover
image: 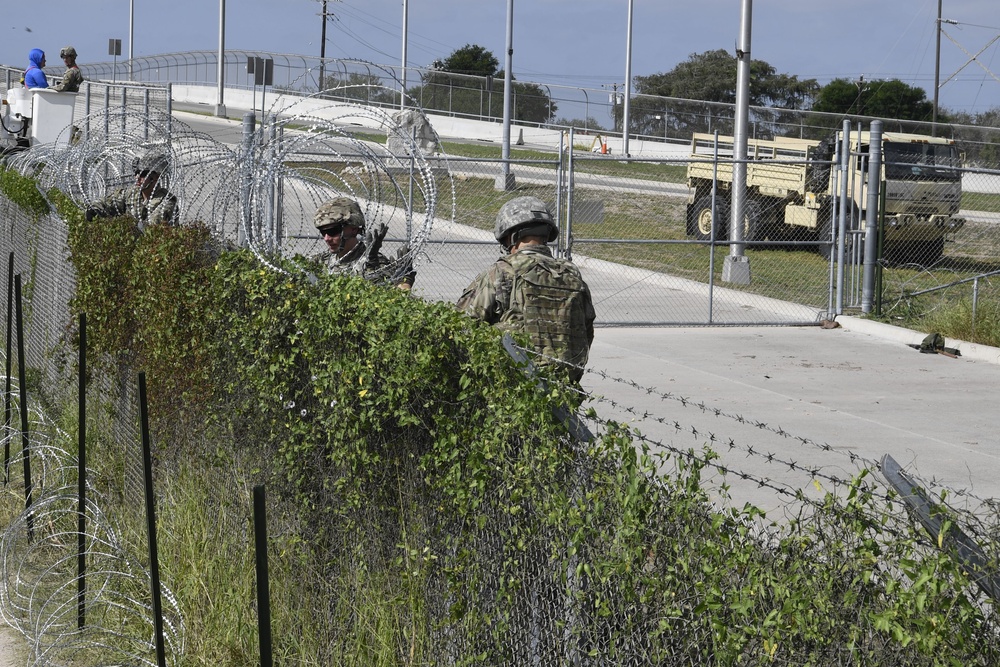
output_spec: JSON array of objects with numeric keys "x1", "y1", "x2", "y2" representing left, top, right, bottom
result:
[
  {"x1": 59, "y1": 46, "x2": 78, "y2": 58},
  {"x1": 314, "y1": 197, "x2": 366, "y2": 231},
  {"x1": 133, "y1": 151, "x2": 169, "y2": 175},
  {"x1": 494, "y1": 196, "x2": 557, "y2": 243}
]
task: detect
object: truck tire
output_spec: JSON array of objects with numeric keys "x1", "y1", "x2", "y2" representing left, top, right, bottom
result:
[
  {"x1": 742, "y1": 199, "x2": 766, "y2": 243},
  {"x1": 887, "y1": 238, "x2": 944, "y2": 266},
  {"x1": 688, "y1": 195, "x2": 729, "y2": 241}
]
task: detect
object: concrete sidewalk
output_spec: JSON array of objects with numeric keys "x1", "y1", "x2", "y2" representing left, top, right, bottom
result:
[{"x1": 581, "y1": 318, "x2": 1000, "y2": 515}]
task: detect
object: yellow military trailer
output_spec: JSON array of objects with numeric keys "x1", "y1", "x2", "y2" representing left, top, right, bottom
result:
[{"x1": 685, "y1": 130, "x2": 965, "y2": 263}]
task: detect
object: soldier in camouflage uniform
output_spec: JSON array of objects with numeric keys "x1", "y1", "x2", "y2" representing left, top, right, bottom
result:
[
  {"x1": 54, "y1": 46, "x2": 84, "y2": 92},
  {"x1": 86, "y1": 151, "x2": 178, "y2": 231},
  {"x1": 312, "y1": 197, "x2": 415, "y2": 290},
  {"x1": 457, "y1": 196, "x2": 595, "y2": 383}
]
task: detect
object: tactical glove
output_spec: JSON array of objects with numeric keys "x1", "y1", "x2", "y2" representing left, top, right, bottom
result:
[
  {"x1": 365, "y1": 222, "x2": 389, "y2": 265},
  {"x1": 394, "y1": 244, "x2": 417, "y2": 289}
]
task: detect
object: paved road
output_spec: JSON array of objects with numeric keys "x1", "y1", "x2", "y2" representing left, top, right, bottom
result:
[{"x1": 582, "y1": 319, "x2": 1000, "y2": 516}]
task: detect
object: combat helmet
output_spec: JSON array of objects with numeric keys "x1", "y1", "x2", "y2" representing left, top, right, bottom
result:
[
  {"x1": 314, "y1": 197, "x2": 366, "y2": 232},
  {"x1": 133, "y1": 151, "x2": 169, "y2": 176},
  {"x1": 59, "y1": 46, "x2": 77, "y2": 59},
  {"x1": 494, "y1": 196, "x2": 557, "y2": 250}
]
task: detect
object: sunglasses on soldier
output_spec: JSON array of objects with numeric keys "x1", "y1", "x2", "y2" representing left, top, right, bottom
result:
[{"x1": 319, "y1": 224, "x2": 345, "y2": 238}]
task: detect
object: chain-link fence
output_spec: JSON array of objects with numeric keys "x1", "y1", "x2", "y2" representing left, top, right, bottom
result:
[
  {"x1": 5, "y1": 52, "x2": 1000, "y2": 331},
  {"x1": 2, "y1": 71, "x2": 1000, "y2": 663},
  {"x1": 60, "y1": 50, "x2": 1000, "y2": 160}
]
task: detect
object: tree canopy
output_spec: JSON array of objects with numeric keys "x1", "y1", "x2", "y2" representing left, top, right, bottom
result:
[
  {"x1": 811, "y1": 78, "x2": 935, "y2": 122},
  {"x1": 634, "y1": 49, "x2": 817, "y2": 108},
  {"x1": 629, "y1": 49, "x2": 818, "y2": 139},
  {"x1": 410, "y1": 44, "x2": 556, "y2": 124},
  {"x1": 441, "y1": 44, "x2": 500, "y2": 77}
]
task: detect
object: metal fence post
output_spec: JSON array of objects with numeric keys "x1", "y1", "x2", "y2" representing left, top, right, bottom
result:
[
  {"x1": 165, "y1": 82, "x2": 173, "y2": 140},
  {"x1": 265, "y1": 115, "x2": 277, "y2": 252},
  {"x1": 273, "y1": 119, "x2": 284, "y2": 254},
  {"x1": 77, "y1": 312, "x2": 87, "y2": 629},
  {"x1": 138, "y1": 372, "x2": 167, "y2": 667},
  {"x1": 861, "y1": 120, "x2": 883, "y2": 313},
  {"x1": 4, "y1": 253, "x2": 12, "y2": 485},
  {"x1": 143, "y1": 88, "x2": 150, "y2": 141},
  {"x1": 84, "y1": 83, "x2": 91, "y2": 138},
  {"x1": 253, "y1": 485, "x2": 273, "y2": 667},
  {"x1": 103, "y1": 86, "x2": 111, "y2": 138},
  {"x1": 14, "y1": 275, "x2": 34, "y2": 543},
  {"x1": 708, "y1": 131, "x2": 721, "y2": 323},
  {"x1": 120, "y1": 87, "x2": 128, "y2": 135},
  {"x1": 836, "y1": 119, "x2": 852, "y2": 314},
  {"x1": 239, "y1": 112, "x2": 256, "y2": 248},
  {"x1": 564, "y1": 129, "x2": 574, "y2": 261}
]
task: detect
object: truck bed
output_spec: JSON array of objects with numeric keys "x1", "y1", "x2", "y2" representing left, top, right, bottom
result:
[{"x1": 687, "y1": 132, "x2": 823, "y2": 197}]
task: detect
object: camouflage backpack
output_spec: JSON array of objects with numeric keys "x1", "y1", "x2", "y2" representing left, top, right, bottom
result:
[
  {"x1": 909, "y1": 332, "x2": 961, "y2": 358},
  {"x1": 496, "y1": 250, "x2": 591, "y2": 382}
]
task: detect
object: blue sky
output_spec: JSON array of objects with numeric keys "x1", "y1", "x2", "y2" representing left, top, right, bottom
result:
[{"x1": 4, "y1": 0, "x2": 999, "y2": 115}]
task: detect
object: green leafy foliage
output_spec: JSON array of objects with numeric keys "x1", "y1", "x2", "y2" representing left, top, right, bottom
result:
[
  {"x1": 0, "y1": 165, "x2": 51, "y2": 217},
  {"x1": 65, "y1": 205, "x2": 220, "y2": 423},
  {"x1": 41, "y1": 185, "x2": 1000, "y2": 665}
]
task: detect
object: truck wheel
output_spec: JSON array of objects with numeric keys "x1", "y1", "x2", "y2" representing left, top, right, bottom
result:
[
  {"x1": 743, "y1": 199, "x2": 765, "y2": 243},
  {"x1": 888, "y1": 238, "x2": 944, "y2": 266},
  {"x1": 689, "y1": 195, "x2": 729, "y2": 241},
  {"x1": 921, "y1": 237, "x2": 945, "y2": 264}
]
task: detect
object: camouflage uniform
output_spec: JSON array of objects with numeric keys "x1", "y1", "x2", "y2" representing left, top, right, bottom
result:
[
  {"x1": 458, "y1": 244, "x2": 596, "y2": 382},
  {"x1": 54, "y1": 65, "x2": 83, "y2": 92},
  {"x1": 311, "y1": 197, "x2": 415, "y2": 289},
  {"x1": 312, "y1": 240, "x2": 395, "y2": 279},
  {"x1": 86, "y1": 185, "x2": 178, "y2": 231}
]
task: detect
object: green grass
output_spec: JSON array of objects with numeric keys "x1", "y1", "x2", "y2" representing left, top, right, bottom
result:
[
  {"x1": 347, "y1": 130, "x2": 687, "y2": 183},
  {"x1": 961, "y1": 191, "x2": 1000, "y2": 213}
]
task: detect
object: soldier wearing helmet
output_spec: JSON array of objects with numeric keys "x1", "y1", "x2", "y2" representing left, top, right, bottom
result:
[
  {"x1": 54, "y1": 46, "x2": 84, "y2": 93},
  {"x1": 85, "y1": 150, "x2": 178, "y2": 230},
  {"x1": 457, "y1": 196, "x2": 595, "y2": 383},
  {"x1": 312, "y1": 197, "x2": 415, "y2": 290}
]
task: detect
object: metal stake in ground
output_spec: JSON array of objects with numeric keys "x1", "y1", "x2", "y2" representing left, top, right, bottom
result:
[
  {"x1": 138, "y1": 372, "x2": 167, "y2": 667},
  {"x1": 14, "y1": 275, "x2": 33, "y2": 542},
  {"x1": 254, "y1": 484, "x2": 273, "y2": 667}
]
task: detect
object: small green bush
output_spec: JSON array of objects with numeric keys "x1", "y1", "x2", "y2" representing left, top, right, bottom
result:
[{"x1": 0, "y1": 166, "x2": 50, "y2": 217}]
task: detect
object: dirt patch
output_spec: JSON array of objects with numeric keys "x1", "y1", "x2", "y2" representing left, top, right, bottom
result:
[{"x1": 0, "y1": 624, "x2": 27, "y2": 667}]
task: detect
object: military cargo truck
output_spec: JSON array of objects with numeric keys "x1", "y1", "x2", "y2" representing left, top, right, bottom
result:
[{"x1": 685, "y1": 130, "x2": 965, "y2": 263}]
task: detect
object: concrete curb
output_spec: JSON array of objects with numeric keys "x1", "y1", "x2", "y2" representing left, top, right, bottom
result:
[{"x1": 835, "y1": 315, "x2": 1000, "y2": 366}]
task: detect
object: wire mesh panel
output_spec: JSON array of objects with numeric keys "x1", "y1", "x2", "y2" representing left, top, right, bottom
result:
[{"x1": 3, "y1": 73, "x2": 1000, "y2": 664}]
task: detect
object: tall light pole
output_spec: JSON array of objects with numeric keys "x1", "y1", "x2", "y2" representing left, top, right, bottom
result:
[
  {"x1": 319, "y1": 0, "x2": 329, "y2": 91},
  {"x1": 499, "y1": 0, "x2": 515, "y2": 190},
  {"x1": 317, "y1": 0, "x2": 341, "y2": 91},
  {"x1": 400, "y1": 0, "x2": 409, "y2": 109},
  {"x1": 622, "y1": 0, "x2": 634, "y2": 157},
  {"x1": 723, "y1": 0, "x2": 753, "y2": 286},
  {"x1": 128, "y1": 0, "x2": 134, "y2": 80},
  {"x1": 215, "y1": 0, "x2": 226, "y2": 117},
  {"x1": 932, "y1": 0, "x2": 942, "y2": 134}
]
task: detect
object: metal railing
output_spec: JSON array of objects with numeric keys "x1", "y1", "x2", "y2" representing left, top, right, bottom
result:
[{"x1": 21, "y1": 49, "x2": 992, "y2": 162}]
